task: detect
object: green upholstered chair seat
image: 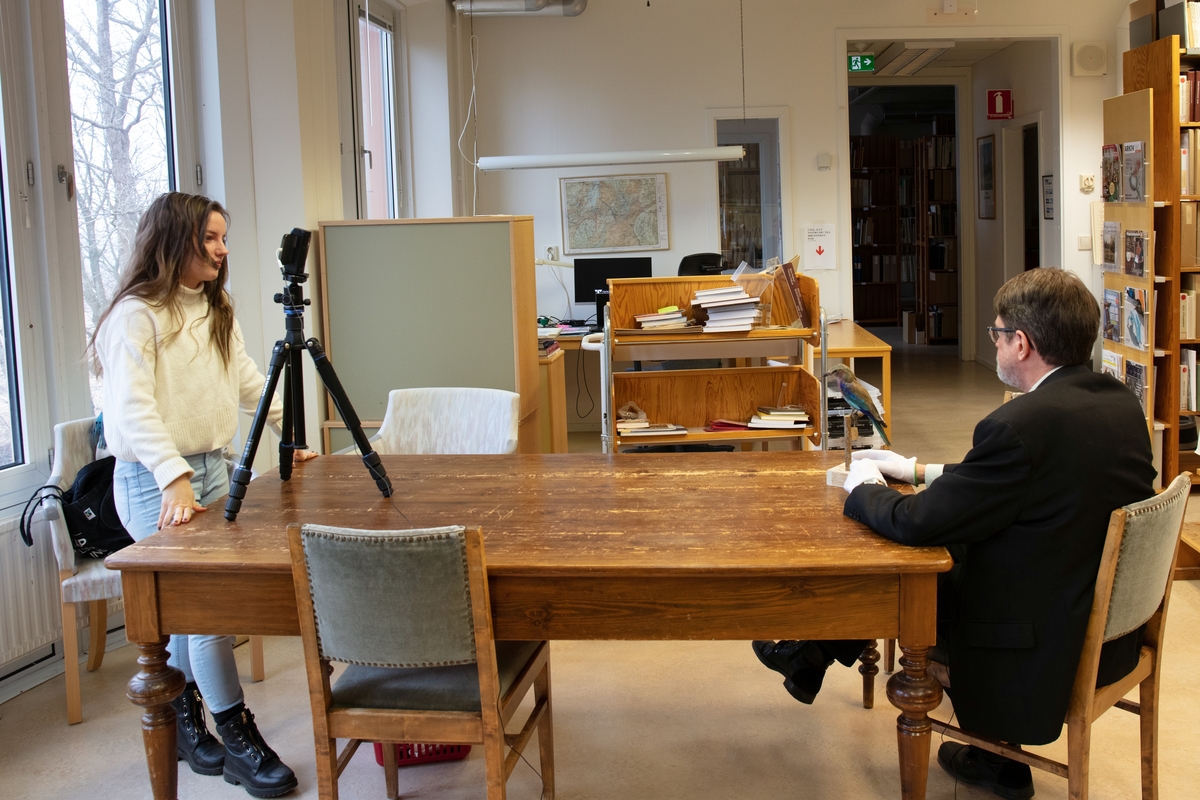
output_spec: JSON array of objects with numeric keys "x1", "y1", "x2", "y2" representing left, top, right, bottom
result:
[{"x1": 331, "y1": 640, "x2": 540, "y2": 712}]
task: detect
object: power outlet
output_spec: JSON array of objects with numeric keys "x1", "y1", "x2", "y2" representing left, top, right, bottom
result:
[
  {"x1": 1080, "y1": 174, "x2": 1096, "y2": 193},
  {"x1": 546, "y1": 246, "x2": 560, "y2": 261}
]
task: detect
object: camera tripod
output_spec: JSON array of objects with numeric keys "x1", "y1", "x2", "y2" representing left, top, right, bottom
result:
[{"x1": 224, "y1": 228, "x2": 392, "y2": 521}]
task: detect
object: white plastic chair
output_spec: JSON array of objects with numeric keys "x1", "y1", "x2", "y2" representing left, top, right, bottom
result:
[
  {"x1": 371, "y1": 388, "x2": 521, "y2": 455},
  {"x1": 28, "y1": 417, "x2": 122, "y2": 724}
]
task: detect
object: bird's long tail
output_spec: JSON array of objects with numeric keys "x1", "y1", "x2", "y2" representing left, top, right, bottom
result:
[{"x1": 870, "y1": 416, "x2": 891, "y2": 447}]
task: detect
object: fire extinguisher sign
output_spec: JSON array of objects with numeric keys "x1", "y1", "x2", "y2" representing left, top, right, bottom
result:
[{"x1": 987, "y1": 90, "x2": 1014, "y2": 120}]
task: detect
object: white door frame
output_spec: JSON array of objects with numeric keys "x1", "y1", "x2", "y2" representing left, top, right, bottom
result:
[{"x1": 1002, "y1": 112, "x2": 1044, "y2": 281}]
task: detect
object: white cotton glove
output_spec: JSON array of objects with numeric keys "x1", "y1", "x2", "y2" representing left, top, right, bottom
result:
[
  {"x1": 852, "y1": 449, "x2": 918, "y2": 484},
  {"x1": 843, "y1": 458, "x2": 886, "y2": 493}
]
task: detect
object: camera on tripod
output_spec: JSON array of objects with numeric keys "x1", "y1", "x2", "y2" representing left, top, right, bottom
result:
[{"x1": 278, "y1": 228, "x2": 311, "y2": 280}]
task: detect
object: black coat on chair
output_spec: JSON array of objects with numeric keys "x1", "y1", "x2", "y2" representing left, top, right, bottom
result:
[{"x1": 843, "y1": 365, "x2": 1156, "y2": 744}]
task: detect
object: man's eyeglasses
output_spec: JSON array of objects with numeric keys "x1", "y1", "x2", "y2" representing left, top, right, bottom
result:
[{"x1": 987, "y1": 326, "x2": 1018, "y2": 344}]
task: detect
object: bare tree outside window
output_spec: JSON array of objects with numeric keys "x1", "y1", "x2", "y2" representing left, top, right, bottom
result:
[{"x1": 64, "y1": 0, "x2": 172, "y2": 409}]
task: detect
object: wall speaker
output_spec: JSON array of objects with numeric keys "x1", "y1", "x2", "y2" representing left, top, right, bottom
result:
[{"x1": 1072, "y1": 41, "x2": 1108, "y2": 77}]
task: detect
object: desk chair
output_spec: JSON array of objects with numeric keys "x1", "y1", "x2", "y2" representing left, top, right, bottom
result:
[
  {"x1": 931, "y1": 472, "x2": 1190, "y2": 799},
  {"x1": 373, "y1": 387, "x2": 520, "y2": 455},
  {"x1": 677, "y1": 253, "x2": 723, "y2": 275},
  {"x1": 289, "y1": 523, "x2": 554, "y2": 800},
  {"x1": 29, "y1": 417, "x2": 123, "y2": 724}
]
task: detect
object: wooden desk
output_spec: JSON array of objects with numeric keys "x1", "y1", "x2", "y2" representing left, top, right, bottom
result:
[
  {"x1": 538, "y1": 349, "x2": 568, "y2": 453},
  {"x1": 109, "y1": 452, "x2": 951, "y2": 800},
  {"x1": 815, "y1": 320, "x2": 893, "y2": 424}
]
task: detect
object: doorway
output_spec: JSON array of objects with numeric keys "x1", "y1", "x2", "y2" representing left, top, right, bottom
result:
[{"x1": 1023, "y1": 124, "x2": 1041, "y2": 269}]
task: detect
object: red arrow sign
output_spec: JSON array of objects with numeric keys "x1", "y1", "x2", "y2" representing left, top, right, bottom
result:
[{"x1": 816, "y1": 246, "x2": 825, "y2": 256}]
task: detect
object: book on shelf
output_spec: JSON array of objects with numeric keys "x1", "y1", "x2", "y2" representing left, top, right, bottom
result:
[
  {"x1": 634, "y1": 310, "x2": 684, "y2": 322},
  {"x1": 694, "y1": 294, "x2": 755, "y2": 308},
  {"x1": 1101, "y1": 221, "x2": 1120, "y2": 272},
  {"x1": 1103, "y1": 288, "x2": 1122, "y2": 344},
  {"x1": 1183, "y1": 201, "x2": 1200, "y2": 267},
  {"x1": 703, "y1": 322, "x2": 753, "y2": 333},
  {"x1": 1102, "y1": 144, "x2": 1121, "y2": 202},
  {"x1": 1186, "y1": 348, "x2": 1198, "y2": 411},
  {"x1": 1124, "y1": 286, "x2": 1149, "y2": 351},
  {"x1": 615, "y1": 420, "x2": 650, "y2": 430},
  {"x1": 1123, "y1": 141, "x2": 1146, "y2": 203},
  {"x1": 617, "y1": 424, "x2": 687, "y2": 437},
  {"x1": 1183, "y1": 274, "x2": 1199, "y2": 339},
  {"x1": 693, "y1": 286, "x2": 745, "y2": 299},
  {"x1": 748, "y1": 415, "x2": 810, "y2": 429},
  {"x1": 705, "y1": 419, "x2": 752, "y2": 431},
  {"x1": 756, "y1": 405, "x2": 810, "y2": 420},
  {"x1": 776, "y1": 261, "x2": 809, "y2": 327},
  {"x1": 1124, "y1": 230, "x2": 1148, "y2": 277},
  {"x1": 1125, "y1": 360, "x2": 1148, "y2": 415},
  {"x1": 1102, "y1": 349, "x2": 1124, "y2": 380},
  {"x1": 538, "y1": 339, "x2": 560, "y2": 357}
]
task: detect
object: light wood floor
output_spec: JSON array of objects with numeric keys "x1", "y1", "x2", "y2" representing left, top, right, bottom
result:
[{"x1": 3, "y1": 336, "x2": 1198, "y2": 799}]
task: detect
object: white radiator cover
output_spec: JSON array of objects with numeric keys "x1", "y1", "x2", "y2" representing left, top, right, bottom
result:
[{"x1": 0, "y1": 517, "x2": 124, "y2": 668}]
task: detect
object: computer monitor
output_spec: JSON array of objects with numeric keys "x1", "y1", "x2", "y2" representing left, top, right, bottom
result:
[{"x1": 573, "y1": 257, "x2": 653, "y2": 303}]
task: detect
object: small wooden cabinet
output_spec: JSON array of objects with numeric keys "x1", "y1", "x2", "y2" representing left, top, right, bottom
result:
[{"x1": 601, "y1": 274, "x2": 823, "y2": 452}]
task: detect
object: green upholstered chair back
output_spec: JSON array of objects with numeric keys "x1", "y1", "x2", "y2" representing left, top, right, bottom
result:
[
  {"x1": 1103, "y1": 473, "x2": 1190, "y2": 642},
  {"x1": 298, "y1": 524, "x2": 477, "y2": 667}
]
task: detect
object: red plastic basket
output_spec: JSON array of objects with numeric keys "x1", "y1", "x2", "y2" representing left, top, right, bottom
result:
[{"x1": 372, "y1": 742, "x2": 472, "y2": 767}]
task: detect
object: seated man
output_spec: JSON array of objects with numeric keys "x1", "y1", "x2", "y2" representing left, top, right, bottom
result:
[{"x1": 753, "y1": 268, "x2": 1154, "y2": 799}]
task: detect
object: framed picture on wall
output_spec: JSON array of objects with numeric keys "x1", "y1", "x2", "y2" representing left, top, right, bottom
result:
[
  {"x1": 977, "y1": 135, "x2": 996, "y2": 219},
  {"x1": 560, "y1": 174, "x2": 670, "y2": 254}
]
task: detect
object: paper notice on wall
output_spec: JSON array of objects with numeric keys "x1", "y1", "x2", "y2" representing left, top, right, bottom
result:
[{"x1": 805, "y1": 225, "x2": 837, "y2": 270}]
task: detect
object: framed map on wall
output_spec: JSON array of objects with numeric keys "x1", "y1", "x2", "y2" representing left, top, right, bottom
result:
[{"x1": 560, "y1": 173, "x2": 669, "y2": 254}]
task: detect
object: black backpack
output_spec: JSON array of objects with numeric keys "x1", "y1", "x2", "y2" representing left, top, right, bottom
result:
[{"x1": 20, "y1": 456, "x2": 134, "y2": 559}]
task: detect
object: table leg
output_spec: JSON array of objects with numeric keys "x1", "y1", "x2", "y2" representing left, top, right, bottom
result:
[
  {"x1": 886, "y1": 645, "x2": 943, "y2": 800},
  {"x1": 859, "y1": 640, "x2": 880, "y2": 709},
  {"x1": 127, "y1": 636, "x2": 186, "y2": 800}
]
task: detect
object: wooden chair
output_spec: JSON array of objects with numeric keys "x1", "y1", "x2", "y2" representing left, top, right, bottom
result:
[
  {"x1": 27, "y1": 417, "x2": 123, "y2": 724},
  {"x1": 372, "y1": 387, "x2": 520, "y2": 455},
  {"x1": 931, "y1": 472, "x2": 1191, "y2": 800},
  {"x1": 288, "y1": 523, "x2": 554, "y2": 800}
]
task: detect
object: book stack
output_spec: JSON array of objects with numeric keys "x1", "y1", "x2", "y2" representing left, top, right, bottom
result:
[
  {"x1": 691, "y1": 286, "x2": 761, "y2": 333},
  {"x1": 748, "y1": 405, "x2": 810, "y2": 429},
  {"x1": 537, "y1": 338, "x2": 560, "y2": 357},
  {"x1": 634, "y1": 307, "x2": 689, "y2": 330},
  {"x1": 616, "y1": 420, "x2": 687, "y2": 437}
]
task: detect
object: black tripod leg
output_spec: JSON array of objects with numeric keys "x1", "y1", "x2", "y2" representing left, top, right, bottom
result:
[
  {"x1": 305, "y1": 337, "x2": 393, "y2": 498},
  {"x1": 289, "y1": 343, "x2": 307, "y2": 451},
  {"x1": 278, "y1": 358, "x2": 294, "y2": 482},
  {"x1": 225, "y1": 341, "x2": 289, "y2": 521}
]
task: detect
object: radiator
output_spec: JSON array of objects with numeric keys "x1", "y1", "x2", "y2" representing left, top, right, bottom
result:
[{"x1": 0, "y1": 516, "x2": 127, "y2": 668}]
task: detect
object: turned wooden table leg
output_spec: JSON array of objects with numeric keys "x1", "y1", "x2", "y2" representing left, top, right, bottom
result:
[
  {"x1": 859, "y1": 640, "x2": 880, "y2": 709},
  {"x1": 127, "y1": 636, "x2": 186, "y2": 800},
  {"x1": 887, "y1": 644, "x2": 943, "y2": 800}
]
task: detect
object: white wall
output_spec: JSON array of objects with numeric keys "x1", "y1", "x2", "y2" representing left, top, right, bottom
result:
[
  {"x1": 408, "y1": 0, "x2": 459, "y2": 217},
  {"x1": 971, "y1": 39, "x2": 1061, "y2": 368},
  {"x1": 450, "y1": 0, "x2": 1131, "y2": 329}
]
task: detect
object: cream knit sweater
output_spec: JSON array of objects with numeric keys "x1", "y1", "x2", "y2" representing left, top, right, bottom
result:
[{"x1": 97, "y1": 285, "x2": 283, "y2": 491}]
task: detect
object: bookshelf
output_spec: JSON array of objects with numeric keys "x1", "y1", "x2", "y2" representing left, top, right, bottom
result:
[
  {"x1": 718, "y1": 143, "x2": 764, "y2": 269},
  {"x1": 601, "y1": 275, "x2": 822, "y2": 452},
  {"x1": 1121, "y1": 34, "x2": 1200, "y2": 580},
  {"x1": 915, "y1": 134, "x2": 959, "y2": 344},
  {"x1": 850, "y1": 135, "x2": 914, "y2": 326}
]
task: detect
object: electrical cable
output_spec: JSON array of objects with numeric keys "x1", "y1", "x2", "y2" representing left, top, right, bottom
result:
[
  {"x1": 455, "y1": 1, "x2": 481, "y2": 215},
  {"x1": 575, "y1": 343, "x2": 595, "y2": 419}
]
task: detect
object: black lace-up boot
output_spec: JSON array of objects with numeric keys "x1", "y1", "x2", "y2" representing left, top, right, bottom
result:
[
  {"x1": 171, "y1": 682, "x2": 224, "y2": 776},
  {"x1": 215, "y1": 707, "x2": 298, "y2": 798}
]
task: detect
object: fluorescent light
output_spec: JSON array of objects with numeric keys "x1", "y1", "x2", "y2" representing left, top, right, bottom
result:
[{"x1": 478, "y1": 146, "x2": 746, "y2": 171}]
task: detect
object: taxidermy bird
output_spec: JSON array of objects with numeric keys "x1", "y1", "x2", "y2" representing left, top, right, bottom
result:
[{"x1": 825, "y1": 364, "x2": 890, "y2": 446}]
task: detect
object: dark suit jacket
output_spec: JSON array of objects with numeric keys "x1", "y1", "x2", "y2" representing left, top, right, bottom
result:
[{"x1": 843, "y1": 365, "x2": 1155, "y2": 744}]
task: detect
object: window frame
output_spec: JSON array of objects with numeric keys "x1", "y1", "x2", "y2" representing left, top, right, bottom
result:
[
  {"x1": 0, "y1": 0, "x2": 201, "y2": 512},
  {"x1": 339, "y1": 0, "x2": 413, "y2": 220}
]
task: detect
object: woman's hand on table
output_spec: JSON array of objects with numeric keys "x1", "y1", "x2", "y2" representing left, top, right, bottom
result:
[
  {"x1": 159, "y1": 474, "x2": 207, "y2": 528},
  {"x1": 293, "y1": 449, "x2": 318, "y2": 464}
]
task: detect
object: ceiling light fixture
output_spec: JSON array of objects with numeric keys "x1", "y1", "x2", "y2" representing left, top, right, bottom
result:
[{"x1": 478, "y1": 146, "x2": 746, "y2": 171}]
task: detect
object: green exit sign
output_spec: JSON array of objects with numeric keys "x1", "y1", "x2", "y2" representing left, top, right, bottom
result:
[{"x1": 848, "y1": 54, "x2": 875, "y2": 72}]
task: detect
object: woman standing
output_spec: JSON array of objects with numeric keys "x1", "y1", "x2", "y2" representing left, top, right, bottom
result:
[{"x1": 93, "y1": 192, "x2": 311, "y2": 798}]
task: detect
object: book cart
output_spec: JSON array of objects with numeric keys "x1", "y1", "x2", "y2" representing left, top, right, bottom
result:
[
  {"x1": 1119, "y1": 35, "x2": 1200, "y2": 579},
  {"x1": 581, "y1": 273, "x2": 827, "y2": 454}
]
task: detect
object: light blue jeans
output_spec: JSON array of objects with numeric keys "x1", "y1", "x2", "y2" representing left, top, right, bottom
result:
[{"x1": 114, "y1": 450, "x2": 243, "y2": 715}]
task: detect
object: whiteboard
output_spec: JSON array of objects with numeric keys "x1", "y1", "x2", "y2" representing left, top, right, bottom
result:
[{"x1": 319, "y1": 220, "x2": 517, "y2": 423}]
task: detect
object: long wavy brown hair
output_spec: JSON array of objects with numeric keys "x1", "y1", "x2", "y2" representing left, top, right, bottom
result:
[{"x1": 89, "y1": 192, "x2": 235, "y2": 373}]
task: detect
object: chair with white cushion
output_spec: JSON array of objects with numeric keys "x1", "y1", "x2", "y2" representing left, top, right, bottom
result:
[
  {"x1": 372, "y1": 388, "x2": 521, "y2": 455},
  {"x1": 28, "y1": 417, "x2": 123, "y2": 724}
]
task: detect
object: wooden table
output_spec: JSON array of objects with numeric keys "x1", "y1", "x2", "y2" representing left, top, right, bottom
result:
[
  {"x1": 108, "y1": 452, "x2": 951, "y2": 800},
  {"x1": 814, "y1": 320, "x2": 893, "y2": 424}
]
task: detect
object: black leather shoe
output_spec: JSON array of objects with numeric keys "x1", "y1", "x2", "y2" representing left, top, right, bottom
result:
[
  {"x1": 751, "y1": 640, "x2": 834, "y2": 704},
  {"x1": 216, "y1": 709, "x2": 298, "y2": 798},
  {"x1": 937, "y1": 742, "x2": 1034, "y2": 799},
  {"x1": 172, "y1": 683, "x2": 224, "y2": 776}
]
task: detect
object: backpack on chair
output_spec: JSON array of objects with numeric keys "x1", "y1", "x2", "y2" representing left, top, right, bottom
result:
[{"x1": 20, "y1": 455, "x2": 133, "y2": 559}]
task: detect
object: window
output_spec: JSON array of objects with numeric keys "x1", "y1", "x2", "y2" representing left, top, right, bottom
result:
[
  {"x1": 63, "y1": 0, "x2": 176, "y2": 408},
  {"x1": 0, "y1": 143, "x2": 20, "y2": 470},
  {"x1": 347, "y1": 1, "x2": 409, "y2": 219},
  {"x1": 717, "y1": 118, "x2": 783, "y2": 269}
]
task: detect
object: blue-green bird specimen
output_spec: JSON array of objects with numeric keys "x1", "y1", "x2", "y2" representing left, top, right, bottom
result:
[{"x1": 825, "y1": 364, "x2": 890, "y2": 446}]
